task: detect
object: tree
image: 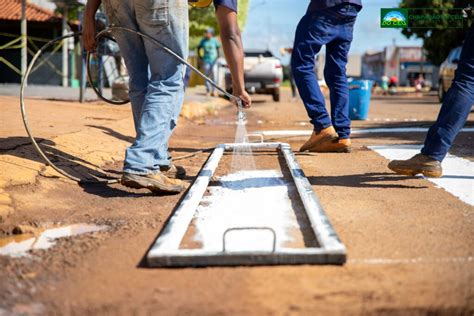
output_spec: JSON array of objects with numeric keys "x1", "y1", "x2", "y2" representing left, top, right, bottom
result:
[
  {"x1": 399, "y1": 0, "x2": 472, "y2": 65},
  {"x1": 189, "y1": 0, "x2": 250, "y2": 49}
]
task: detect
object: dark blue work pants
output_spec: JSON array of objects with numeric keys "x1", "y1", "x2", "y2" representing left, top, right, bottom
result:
[
  {"x1": 291, "y1": 4, "x2": 358, "y2": 139},
  {"x1": 422, "y1": 23, "x2": 474, "y2": 161}
]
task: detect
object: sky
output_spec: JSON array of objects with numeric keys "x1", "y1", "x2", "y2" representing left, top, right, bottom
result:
[{"x1": 242, "y1": 0, "x2": 424, "y2": 63}]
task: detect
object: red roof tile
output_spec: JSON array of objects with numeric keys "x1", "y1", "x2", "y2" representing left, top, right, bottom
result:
[{"x1": 0, "y1": 0, "x2": 60, "y2": 22}]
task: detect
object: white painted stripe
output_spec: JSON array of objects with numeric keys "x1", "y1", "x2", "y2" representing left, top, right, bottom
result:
[
  {"x1": 250, "y1": 127, "x2": 474, "y2": 137},
  {"x1": 369, "y1": 144, "x2": 474, "y2": 206},
  {"x1": 193, "y1": 170, "x2": 298, "y2": 252},
  {"x1": 349, "y1": 256, "x2": 474, "y2": 265}
]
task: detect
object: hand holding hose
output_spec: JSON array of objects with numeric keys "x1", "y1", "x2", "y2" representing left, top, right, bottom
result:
[{"x1": 233, "y1": 87, "x2": 251, "y2": 108}]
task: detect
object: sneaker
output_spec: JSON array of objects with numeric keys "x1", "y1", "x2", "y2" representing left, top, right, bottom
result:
[
  {"x1": 121, "y1": 172, "x2": 185, "y2": 193},
  {"x1": 160, "y1": 164, "x2": 186, "y2": 179},
  {"x1": 388, "y1": 154, "x2": 442, "y2": 178},
  {"x1": 300, "y1": 126, "x2": 338, "y2": 152}
]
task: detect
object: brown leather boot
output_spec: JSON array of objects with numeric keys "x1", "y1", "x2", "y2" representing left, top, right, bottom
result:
[
  {"x1": 388, "y1": 154, "x2": 442, "y2": 178},
  {"x1": 121, "y1": 172, "x2": 185, "y2": 193},
  {"x1": 307, "y1": 137, "x2": 352, "y2": 153},
  {"x1": 160, "y1": 164, "x2": 186, "y2": 179},
  {"x1": 300, "y1": 126, "x2": 338, "y2": 152}
]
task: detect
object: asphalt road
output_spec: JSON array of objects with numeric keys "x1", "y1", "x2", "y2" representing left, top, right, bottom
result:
[{"x1": 0, "y1": 88, "x2": 473, "y2": 315}]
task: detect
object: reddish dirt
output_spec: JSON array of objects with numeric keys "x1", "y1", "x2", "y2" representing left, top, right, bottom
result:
[{"x1": 0, "y1": 90, "x2": 473, "y2": 315}]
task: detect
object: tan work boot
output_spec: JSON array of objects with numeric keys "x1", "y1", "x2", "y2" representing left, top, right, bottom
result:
[
  {"x1": 388, "y1": 154, "x2": 442, "y2": 178},
  {"x1": 300, "y1": 126, "x2": 338, "y2": 152},
  {"x1": 160, "y1": 164, "x2": 186, "y2": 179},
  {"x1": 308, "y1": 137, "x2": 352, "y2": 153},
  {"x1": 121, "y1": 172, "x2": 185, "y2": 194}
]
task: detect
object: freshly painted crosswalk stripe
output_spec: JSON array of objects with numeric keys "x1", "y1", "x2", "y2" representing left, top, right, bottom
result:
[{"x1": 369, "y1": 144, "x2": 474, "y2": 206}]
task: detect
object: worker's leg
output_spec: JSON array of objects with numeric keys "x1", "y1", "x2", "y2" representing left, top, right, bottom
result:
[
  {"x1": 103, "y1": 0, "x2": 149, "y2": 135},
  {"x1": 323, "y1": 5, "x2": 357, "y2": 139},
  {"x1": 203, "y1": 62, "x2": 213, "y2": 93},
  {"x1": 421, "y1": 24, "x2": 474, "y2": 161},
  {"x1": 388, "y1": 24, "x2": 473, "y2": 178},
  {"x1": 291, "y1": 12, "x2": 332, "y2": 130},
  {"x1": 209, "y1": 62, "x2": 217, "y2": 94},
  {"x1": 122, "y1": 0, "x2": 188, "y2": 174}
]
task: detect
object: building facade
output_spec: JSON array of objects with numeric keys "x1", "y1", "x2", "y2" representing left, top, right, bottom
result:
[{"x1": 362, "y1": 46, "x2": 439, "y2": 88}]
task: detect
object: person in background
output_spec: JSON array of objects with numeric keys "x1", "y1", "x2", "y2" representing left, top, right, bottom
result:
[
  {"x1": 83, "y1": 0, "x2": 251, "y2": 194},
  {"x1": 381, "y1": 75, "x2": 389, "y2": 95},
  {"x1": 415, "y1": 74, "x2": 425, "y2": 92},
  {"x1": 198, "y1": 28, "x2": 221, "y2": 97},
  {"x1": 388, "y1": 22, "x2": 474, "y2": 178},
  {"x1": 292, "y1": 0, "x2": 362, "y2": 153}
]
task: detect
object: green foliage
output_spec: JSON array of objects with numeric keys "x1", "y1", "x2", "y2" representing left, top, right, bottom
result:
[
  {"x1": 399, "y1": 0, "x2": 472, "y2": 65},
  {"x1": 189, "y1": 0, "x2": 250, "y2": 49}
]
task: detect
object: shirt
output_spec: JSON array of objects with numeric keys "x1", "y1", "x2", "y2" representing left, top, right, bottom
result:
[
  {"x1": 213, "y1": 0, "x2": 237, "y2": 12},
  {"x1": 199, "y1": 37, "x2": 221, "y2": 64},
  {"x1": 309, "y1": 0, "x2": 362, "y2": 11}
]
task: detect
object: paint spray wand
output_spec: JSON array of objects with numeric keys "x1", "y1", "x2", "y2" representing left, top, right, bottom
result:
[{"x1": 236, "y1": 98, "x2": 247, "y2": 125}]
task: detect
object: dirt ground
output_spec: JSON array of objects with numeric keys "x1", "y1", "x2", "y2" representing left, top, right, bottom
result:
[{"x1": 0, "y1": 89, "x2": 473, "y2": 315}]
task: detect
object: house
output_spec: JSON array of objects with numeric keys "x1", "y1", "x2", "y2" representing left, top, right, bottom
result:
[{"x1": 0, "y1": 0, "x2": 74, "y2": 84}]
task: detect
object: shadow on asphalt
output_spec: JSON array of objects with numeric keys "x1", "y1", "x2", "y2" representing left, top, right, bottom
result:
[
  {"x1": 0, "y1": 137, "x2": 117, "y2": 181},
  {"x1": 307, "y1": 172, "x2": 428, "y2": 189},
  {"x1": 86, "y1": 125, "x2": 135, "y2": 143}
]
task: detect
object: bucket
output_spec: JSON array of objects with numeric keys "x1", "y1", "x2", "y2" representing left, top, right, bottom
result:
[{"x1": 349, "y1": 80, "x2": 373, "y2": 120}]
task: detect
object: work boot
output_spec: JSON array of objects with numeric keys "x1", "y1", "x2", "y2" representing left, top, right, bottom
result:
[
  {"x1": 160, "y1": 164, "x2": 186, "y2": 179},
  {"x1": 300, "y1": 126, "x2": 338, "y2": 152},
  {"x1": 388, "y1": 154, "x2": 442, "y2": 178},
  {"x1": 307, "y1": 137, "x2": 352, "y2": 153},
  {"x1": 121, "y1": 172, "x2": 185, "y2": 194}
]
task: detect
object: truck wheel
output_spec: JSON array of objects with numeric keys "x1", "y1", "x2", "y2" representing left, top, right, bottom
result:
[
  {"x1": 438, "y1": 81, "x2": 445, "y2": 103},
  {"x1": 272, "y1": 88, "x2": 280, "y2": 102}
]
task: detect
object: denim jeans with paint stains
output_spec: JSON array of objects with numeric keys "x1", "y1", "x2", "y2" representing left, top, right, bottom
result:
[
  {"x1": 422, "y1": 23, "x2": 474, "y2": 161},
  {"x1": 291, "y1": 4, "x2": 359, "y2": 139},
  {"x1": 103, "y1": 0, "x2": 189, "y2": 174}
]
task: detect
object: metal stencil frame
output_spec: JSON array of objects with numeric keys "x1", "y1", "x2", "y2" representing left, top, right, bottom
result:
[{"x1": 147, "y1": 143, "x2": 346, "y2": 267}]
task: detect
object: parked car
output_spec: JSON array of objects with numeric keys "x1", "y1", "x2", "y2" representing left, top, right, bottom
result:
[
  {"x1": 438, "y1": 46, "x2": 461, "y2": 102},
  {"x1": 225, "y1": 50, "x2": 284, "y2": 102}
]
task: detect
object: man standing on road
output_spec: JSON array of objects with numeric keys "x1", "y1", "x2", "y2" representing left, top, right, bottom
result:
[
  {"x1": 198, "y1": 28, "x2": 221, "y2": 97},
  {"x1": 388, "y1": 22, "x2": 474, "y2": 178},
  {"x1": 83, "y1": 0, "x2": 251, "y2": 194},
  {"x1": 292, "y1": 0, "x2": 362, "y2": 153}
]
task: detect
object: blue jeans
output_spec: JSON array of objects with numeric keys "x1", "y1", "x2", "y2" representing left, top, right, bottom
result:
[
  {"x1": 103, "y1": 0, "x2": 189, "y2": 174},
  {"x1": 291, "y1": 4, "x2": 358, "y2": 139},
  {"x1": 203, "y1": 61, "x2": 217, "y2": 93},
  {"x1": 422, "y1": 23, "x2": 474, "y2": 162}
]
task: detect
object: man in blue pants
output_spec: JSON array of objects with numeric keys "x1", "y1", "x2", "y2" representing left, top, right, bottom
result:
[
  {"x1": 292, "y1": 0, "x2": 362, "y2": 153},
  {"x1": 389, "y1": 22, "x2": 474, "y2": 178}
]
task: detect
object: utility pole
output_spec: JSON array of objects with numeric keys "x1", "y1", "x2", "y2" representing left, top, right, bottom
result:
[
  {"x1": 21, "y1": 0, "x2": 27, "y2": 85},
  {"x1": 62, "y1": 5, "x2": 69, "y2": 87}
]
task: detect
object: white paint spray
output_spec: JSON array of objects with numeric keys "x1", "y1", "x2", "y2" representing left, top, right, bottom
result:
[
  {"x1": 193, "y1": 170, "x2": 297, "y2": 252},
  {"x1": 370, "y1": 144, "x2": 474, "y2": 206}
]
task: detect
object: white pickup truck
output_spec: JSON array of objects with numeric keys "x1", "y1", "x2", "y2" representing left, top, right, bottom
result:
[{"x1": 225, "y1": 50, "x2": 284, "y2": 102}]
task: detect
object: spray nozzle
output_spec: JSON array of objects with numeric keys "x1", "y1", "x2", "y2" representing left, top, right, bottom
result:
[{"x1": 236, "y1": 98, "x2": 247, "y2": 124}]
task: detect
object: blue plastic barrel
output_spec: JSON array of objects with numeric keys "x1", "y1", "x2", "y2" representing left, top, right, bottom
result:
[{"x1": 348, "y1": 80, "x2": 373, "y2": 120}]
